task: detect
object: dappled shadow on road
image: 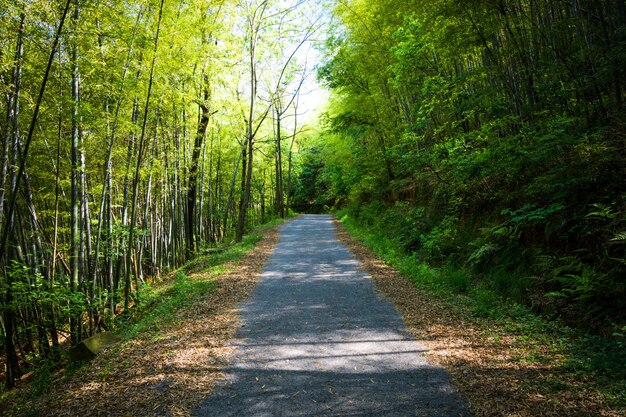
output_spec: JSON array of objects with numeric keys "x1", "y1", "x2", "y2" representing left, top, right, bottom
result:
[
  {"x1": 194, "y1": 215, "x2": 471, "y2": 417},
  {"x1": 194, "y1": 367, "x2": 462, "y2": 417}
]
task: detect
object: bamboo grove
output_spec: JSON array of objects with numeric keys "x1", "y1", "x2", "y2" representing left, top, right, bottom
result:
[
  {"x1": 305, "y1": 0, "x2": 626, "y2": 330},
  {"x1": 0, "y1": 0, "x2": 321, "y2": 388}
]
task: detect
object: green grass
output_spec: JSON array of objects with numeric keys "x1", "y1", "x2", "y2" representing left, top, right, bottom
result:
[
  {"x1": 2, "y1": 217, "x2": 286, "y2": 416},
  {"x1": 120, "y1": 271, "x2": 219, "y2": 340},
  {"x1": 120, "y1": 218, "x2": 284, "y2": 341},
  {"x1": 336, "y1": 210, "x2": 626, "y2": 414}
]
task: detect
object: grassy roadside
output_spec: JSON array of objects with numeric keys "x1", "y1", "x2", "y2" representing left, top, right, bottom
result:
[
  {"x1": 335, "y1": 212, "x2": 625, "y2": 417},
  {"x1": 1, "y1": 218, "x2": 286, "y2": 417},
  {"x1": 120, "y1": 218, "x2": 284, "y2": 341}
]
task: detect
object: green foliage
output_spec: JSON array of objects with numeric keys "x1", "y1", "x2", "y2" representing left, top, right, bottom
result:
[
  {"x1": 418, "y1": 215, "x2": 460, "y2": 262},
  {"x1": 27, "y1": 359, "x2": 54, "y2": 398},
  {"x1": 310, "y1": 0, "x2": 626, "y2": 330},
  {"x1": 339, "y1": 213, "x2": 625, "y2": 410},
  {"x1": 1, "y1": 0, "x2": 321, "y2": 391},
  {"x1": 290, "y1": 147, "x2": 331, "y2": 213},
  {"x1": 467, "y1": 242, "x2": 500, "y2": 266},
  {"x1": 2, "y1": 262, "x2": 83, "y2": 336},
  {"x1": 614, "y1": 325, "x2": 626, "y2": 350},
  {"x1": 497, "y1": 204, "x2": 566, "y2": 238}
]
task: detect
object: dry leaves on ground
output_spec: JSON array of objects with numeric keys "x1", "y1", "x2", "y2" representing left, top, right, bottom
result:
[
  {"x1": 4, "y1": 217, "x2": 618, "y2": 417},
  {"x1": 12, "y1": 224, "x2": 281, "y2": 417},
  {"x1": 333, "y1": 218, "x2": 618, "y2": 417}
]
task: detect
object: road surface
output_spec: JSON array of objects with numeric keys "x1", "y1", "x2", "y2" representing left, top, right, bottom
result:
[{"x1": 193, "y1": 215, "x2": 471, "y2": 416}]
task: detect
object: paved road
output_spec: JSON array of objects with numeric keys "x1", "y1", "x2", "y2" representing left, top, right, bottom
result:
[{"x1": 193, "y1": 215, "x2": 471, "y2": 416}]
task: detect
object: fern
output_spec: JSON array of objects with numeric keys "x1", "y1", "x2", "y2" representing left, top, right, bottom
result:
[
  {"x1": 609, "y1": 231, "x2": 626, "y2": 243},
  {"x1": 468, "y1": 243, "x2": 500, "y2": 265},
  {"x1": 585, "y1": 203, "x2": 617, "y2": 220}
]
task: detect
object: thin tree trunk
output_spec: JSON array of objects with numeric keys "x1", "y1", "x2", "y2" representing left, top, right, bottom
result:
[
  {"x1": 274, "y1": 104, "x2": 285, "y2": 217},
  {"x1": 0, "y1": 0, "x2": 72, "y2": 389},
  {"x1": 224, "y1": 139, "x2": 245, "y2": 236},
  {"x1": 199, "y1": 127, "x2": 209, "y2": 242},
  {"x1": 0, "y1": 11, "x2": 25, "y2": 234},
  {"x1": 92, "y1": 7, "x2": 142, "y2": 298},
  {"x1": 139, "y1": 123, "x2": 159, "y2": 283},
  {"x1": 126, "y1": 0, "x2": 165, "y2": 308},
  {"x1": 286, "y1": 95, "x2": 299, "y2": 213},
  {"x1": 70, "y1": 0, "x2": 82, "y2": 344},
  {"x1": 186, "y1": 81, "x2": 212, "y2": 258},
  {"x1": 236, "y1": 1, "x2": 269, "y2": 242}
]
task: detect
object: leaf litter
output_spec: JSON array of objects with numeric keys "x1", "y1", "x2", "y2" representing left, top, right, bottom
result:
[
  {"x1": 332, "y1": 218, "x2": 622, "y2": 417},
  {"x1": 5, "y1": 224, "x2": 281, "y2": 417},
  {"x1": 4, "y1": 216, "x2": 621, "y2": 417}
]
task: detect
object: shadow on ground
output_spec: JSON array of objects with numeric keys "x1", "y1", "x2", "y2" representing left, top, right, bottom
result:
[{"x1": 193, "y1": 215, "x2": 471, "y2": 417}]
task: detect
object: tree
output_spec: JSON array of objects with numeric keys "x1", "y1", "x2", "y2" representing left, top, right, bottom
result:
[
  {"x1": 0, "y1": 0, "x2": 73, "y2": 390},
  {"x1": 235, "y1": 0, "x2": 321, "y2": 239},
  {"x1": 0, "y1": 0, "x2": 320, "y2": 390},
  {"x1": 313, "y1": 0, "x2": 626, "y2": 328}
]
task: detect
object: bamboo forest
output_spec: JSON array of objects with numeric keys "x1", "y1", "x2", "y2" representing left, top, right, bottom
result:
[{"x1": 1, "y1": 0, "x2": 625, "y2": 416}]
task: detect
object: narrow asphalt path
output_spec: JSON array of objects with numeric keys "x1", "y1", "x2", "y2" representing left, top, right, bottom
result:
[{"x1": 194, "y1": 215, "x2": 471, "y2": 416}]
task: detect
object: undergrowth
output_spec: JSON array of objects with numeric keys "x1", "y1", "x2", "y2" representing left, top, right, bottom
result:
[
  {"x1": 120, "y1": 225, "x2": 273, "y2": 340},
  {"x1": 1, "y1": 218, "x2": 285, "y2": 415},
  {"x1": 337, "y1": 210, "x2": 626, "y2": 411}
]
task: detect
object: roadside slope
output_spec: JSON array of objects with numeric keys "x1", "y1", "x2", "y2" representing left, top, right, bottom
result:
[
  {"x1": 4, "y1": 223, "x2": 282, "y2": 417},
  {"x1": 334, "y1": 217, "x2": 625, "y2": 417}
]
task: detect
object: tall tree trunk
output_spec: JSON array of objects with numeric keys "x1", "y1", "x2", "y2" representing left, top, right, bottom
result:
[
  {"x1": 224, "y1": 139, "x2": 244, "y2": 238},
  {"x1": 235, "y1": 136, "x2": 249, "y2": 242},
  {"x1": 286, "y1": 96, "x2": 299, "y2": 213},
  {"x1": 126, "y1": 0, "x2": 164, "y2": 307},
  {"x1": 236, "y1": 1, "x2": 269, "y2": 242},
  {"x1": 116, "y1": 93, "x2": 141, "y2": 299},
  {"x1": 274, "y1": 104, "x2": 285, "y2": 218},
  {"x1": 214, "y1": 135, "x2": 222, "y2": 241},
  {"x1": 200, "y1": 127, "x2": 210, "y2": 242},
  {"x1": 0, "y1": 12, "x2": 25, "y2": 234},
  {"x1": 70, "y1": 0, "x2": 82, "y2": 344},
  {"x1": 92, "y1": 7, "x2": 142, "y2": 309},
  {"x1": 0, "y1": 0, "x2": 72, "y2": 389},
  {"x1": 79, "y1": 132, "x2": 93, "y2": 334},
  {"x1": 186, "y1": 80, "x2": 211, "y2": 258},
  {"x1": 139, "y1": 121, "x2": 159, "y2": 282}
]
